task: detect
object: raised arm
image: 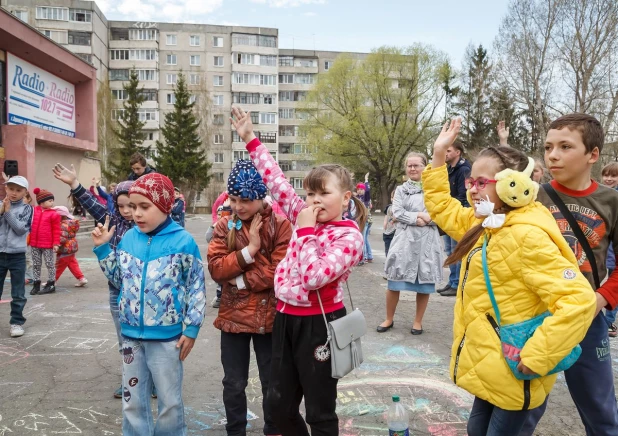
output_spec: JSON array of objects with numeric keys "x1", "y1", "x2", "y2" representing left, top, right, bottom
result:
[
  {"x1": 231, "y1": 106, "x2": 306, "y2": 225},
  {"x1": 53, "y1": 163, "x2": 107, "y2": 224}
]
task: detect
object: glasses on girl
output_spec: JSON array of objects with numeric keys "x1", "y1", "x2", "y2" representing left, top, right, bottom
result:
[{"x1": 465, "y1": 177, "x2": 497, "y2": 190}]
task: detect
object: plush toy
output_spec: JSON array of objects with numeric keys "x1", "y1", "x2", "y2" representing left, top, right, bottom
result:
[{"x1": 495, "y1": 157, "x2": 539, "y2": 208}]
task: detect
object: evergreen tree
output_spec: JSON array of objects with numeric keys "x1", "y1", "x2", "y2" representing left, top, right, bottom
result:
[
  {"x1": 154, "y1": 72, "x2": 211, "y2": 201},
  {"x1": 107, "y1": 69, "x2": 147, "y2": 181}
]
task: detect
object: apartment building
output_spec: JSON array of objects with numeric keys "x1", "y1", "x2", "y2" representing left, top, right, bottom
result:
[{"x1": 1, "y1": 0, "x2": 367, "y2": 204}]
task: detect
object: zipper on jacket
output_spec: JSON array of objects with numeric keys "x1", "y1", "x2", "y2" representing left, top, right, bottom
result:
[
  {"x1": 139, "y1": 236, "x2": 153, "y2": 337},
  {"x1": 453, "y1": 334, "x2": 466, "y2": 384},
  {"x1": 522, "y1": 380, "x2": 531, "y2": 410},
  {"x1": 460, "y1": 247, "x2": 482, "y2": 304},
  {"x1": 485, "y1": 313, "x2": 501, "y2": 339}
]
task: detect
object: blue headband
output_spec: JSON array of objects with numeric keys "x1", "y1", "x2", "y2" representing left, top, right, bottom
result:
[{"x1": 227, "y1": 160, "x2": 267, "y2": 201}]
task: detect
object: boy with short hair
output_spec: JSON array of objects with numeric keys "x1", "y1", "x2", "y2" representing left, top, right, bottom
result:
[
  {"x1": 0, "y1": 176, "x2": 33, "y2": 337},
  {"x1": 524, "y1": 113, "x2": 618, "y2": 434},
  {"x1": 127, "y1": 152, "x2": 156, "y2": 181},
  {"x1": 92, "y1": 173, "x2": 206, "y2": 435}
]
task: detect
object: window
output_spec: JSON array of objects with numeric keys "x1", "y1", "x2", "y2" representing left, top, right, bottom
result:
[
  {"x1": 213, "y1": 36, "x2": 224, "y2": 47},
  {"x1": 291, "y1": 178, "x2": 304, "y2": 189},
  {"x1": 295, "y1": 74, "x2": 315, "y2": 85},
  {"x1": 36, "y1": 7, "x2": 68, "y2": 21},
  {"x1": 138, "y1": 89, "x2": 157, "y2": 101},
  {"x1": 144, "y1": 132, "x2": 155, "y2": 141},
  {"x1": 260, "y1": 75, "x2": 276, "y2": 86},
  {"x1": 138, "y1": 109, "x2": 158, "y2": 122},
  {"x1": 279, "y1": 108, "x2": 295, "y2": 119},
  {"x1": 279, "y1": 91, "x2": 306, "y2": 102},
  {"x1": 167, "y1": 74, "x2": 178, "y2": 85},
  {"x1": 324, "y1": 61, "x2": 333, "y2": 71},
  {"x1": 232, "y1": 34, "x2": 276, "y2": 47},
  {"x1": 233, "y1": 92, "x2": 258, "y2": 104},
  {"x1": 130, "y1": 50, "x2": 157, "y2": 60},
  {"x1": 213, "y1": 95, "x2": 224, "y2": 106},
  {"x1": 69, "y1": 8, "x2": 91, "y2": 22},
  {"x1": 189, "y1": 95, "x2": 197, "y2": 104},
  {"x1": 297, "y1": 58, "x2": 317, "y2": 68},
  {"x1": 166, "y1": 93, "x2": 176, "y2": 104},
  {"x1": 214, "y1": 153, "x2": 224, "y2": 163},
  {"x1": 12, "y1": 10, "x2": 27, "y2": 21},
  {"x1": 110, "y1": 50, "x2": 129, "y2": 60},
  {"x1": 189, "y1": 74, "x2": 200, "y2": 85},
  {"x1": 260, "y1": 113, "x2": 277, "y2": 124},
  {"x1": 68, "y1": 31, "x2": 91, "y2": 46},
  {"x1": 233, "y1": 73, "x2": 260, "y2": 85},
  {"x1": 235, "y1": 53, "x2": 255, "y2": 65},
  {"x1": 260, "y1": 55, "x2": 277, "y2": 67},
  {"x1": 214, "y1": 134, "x2": 224, "y2": 144},
  {"x1": 112, "y1": 109, "x2": 125, "y2": 120},
  {"x1": 112, "y1": 89, "x2": 128, "y2": 100},
  {"x1": 294, "y1": 143, "x2": 311, "y2": 154},
  {"x1": 214, "y1": 75, "x2": 224, "y2": 86},
  {"x1": 129, "y1": 29, "x2": 157, "y2": 41},
  {"x1": 280, "y1": 126, "x2": 297, "y2": 137},
  {"x1": 214, "y1": 56, "x2": 224, "y2": 67},
  {"x1": 166, "y1": 54, "x2": 177, "y2": 65},
  {"x1": 41, "y1": 29, "x2": 67, "y2": 44},
  {"x1": 250, "y1": 112, "x2": 259, "y2": 124},
  {"x1": 136, "y1": 70, "x2": 157, "y2": 81},
  {"x1": 214, "y1": 173, "x2": 224, "y2": 183},
  {"x1": 190, "y1": 35, "x2": 200, "y2": 46},
  {"x1": 166, "y1": 34, "x2": 177, "y2": 45},
  {"x1": 213, "y1": 114, "x2": 224, "y2": 125},
  {"x1": 279, "y1": 56, "x2": 294, "y2": 66},
  {"x1": 109, "y1": 69, "x2": 130, "y2": 81},
  {"x1": 190, "y1": 55, "x2": 201, "y2": 66},
  {"x1": 233, "y1": 151, "x2": 250, "y2": 161},
  {"x1": 262, "y1": 94, "x2": 275, "y2": 105},
  {"x1": 279, "y1": 74, "x2": 294, "y2": 84},
  {"x1": 76, "y1": 53, "x2": 92, "y2": 64},
  {"x1": 256, "y1": 131, "x2": 276, "y2": 143}
]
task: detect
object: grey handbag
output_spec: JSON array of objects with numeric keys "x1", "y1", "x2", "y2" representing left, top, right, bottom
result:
[{"x1": 316, "y1": 282, "x2": 367, "y2": 379}]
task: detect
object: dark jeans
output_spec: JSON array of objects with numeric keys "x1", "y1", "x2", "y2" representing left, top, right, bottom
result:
[
  {"x1": 0, "y1": 252, "x2": 26, "y2": 325},
  {"x1": 267, "y1": 308, "x2": 346, "y2": 436},
  {"x1": 467, "y1": 396, "x2": 536, "y2": 436},
  {"x1": 521, "y1": 313, "x2": 618, "y2": 435},
  {"x1": 383, "y1": 233, "x2": 394, "y2": 257},
  {"x1": 216, "y1": 284, "x2": 222, "y2": 299},
  {"x1": 221, "y1": 331, "x2": 278, "y2": 436}
]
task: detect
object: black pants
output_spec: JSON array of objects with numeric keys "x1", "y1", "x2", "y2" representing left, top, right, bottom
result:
[
  {"x1": 221, "y1": 331, "x2": 279, "y2": 436},
  {"x1": 383, "y1": 233, "x2": 394, "y2": 257},
  {"x1": 267, "y1": 308, "x2": 346, "y2": 436},
  {"x1": 0, "y1": 252, "x2": 26, "y2": 325}
]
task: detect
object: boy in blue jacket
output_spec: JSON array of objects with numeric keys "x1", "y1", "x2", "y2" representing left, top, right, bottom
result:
[{"x1": 92, "y1": 173, "x2": 206, "y2": 435}]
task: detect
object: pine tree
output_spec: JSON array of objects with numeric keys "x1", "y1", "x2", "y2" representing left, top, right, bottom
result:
[
  {"x1": 154, "y1": 72, "x2": 211, "y2": 201},
  {"x1": 107, "y1": 69, "x2": 147, "y2": 181}
]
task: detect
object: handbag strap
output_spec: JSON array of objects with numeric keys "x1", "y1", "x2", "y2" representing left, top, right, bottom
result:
[
  {"x1": 542, "y1": 183, "x2": 601, "y2": 289},
  {"x1": 315, "y1": 276, "x2": 356, "y2": 344},
  {"x1": 482, "y1": 235, "x2": 502, "y2": 326}
]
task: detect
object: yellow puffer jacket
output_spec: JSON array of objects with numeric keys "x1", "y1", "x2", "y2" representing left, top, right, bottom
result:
[{"x1": 422, "y1": 164, "x2": 596, "y2": 411}]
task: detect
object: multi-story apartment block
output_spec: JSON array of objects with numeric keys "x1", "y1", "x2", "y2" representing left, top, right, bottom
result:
[{"x1": 1, "y1": 0, "x2": 368, "y2": 205}]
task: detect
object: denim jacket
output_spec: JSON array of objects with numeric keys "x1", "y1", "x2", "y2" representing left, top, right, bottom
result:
[{"x1": 94, "y1": 221, "x2": 206, "y2": 340}]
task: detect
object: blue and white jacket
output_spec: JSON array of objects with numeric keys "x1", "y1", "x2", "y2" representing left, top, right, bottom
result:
[{"x1": 94, "y1": 221, "x2": 206, "y2": 340}]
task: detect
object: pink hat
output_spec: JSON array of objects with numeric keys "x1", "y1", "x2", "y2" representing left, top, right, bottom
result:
[
  {"x1": 356, "y1": 183, "x2": 366, "y2": 190},
  {"x1": 53, "y1": 205, "x2": 74, "y2": 219}
]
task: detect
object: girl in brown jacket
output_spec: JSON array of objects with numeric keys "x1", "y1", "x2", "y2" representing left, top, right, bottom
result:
[{"x1": 208, "y1": 159, "x2": 292, "y2": 436}]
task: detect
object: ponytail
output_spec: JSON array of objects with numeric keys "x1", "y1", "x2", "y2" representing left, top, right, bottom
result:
[
  {"x1": 226, "y1": 214, "x2": 238, "y2": 252},
  {"x1": 350, "y1": 196, "x2": 367, "y2": 233}
]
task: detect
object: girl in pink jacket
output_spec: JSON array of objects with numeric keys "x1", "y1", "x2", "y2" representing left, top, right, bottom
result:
[{"x1": 231, "y1": 107, "x2": 366, "y2": 436}]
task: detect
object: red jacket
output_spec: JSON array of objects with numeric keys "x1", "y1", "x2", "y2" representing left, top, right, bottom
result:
[{"x1": 30, "y1": 206, "x2": 61, "y2": 249}]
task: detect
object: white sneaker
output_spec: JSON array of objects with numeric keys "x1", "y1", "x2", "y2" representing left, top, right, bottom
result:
[
  {"x1": 10, "y1": 324, "x2": 24, "y2": 337},
  {"x1": 75, "y1": 278, "x2": 88, "y2": 287}
]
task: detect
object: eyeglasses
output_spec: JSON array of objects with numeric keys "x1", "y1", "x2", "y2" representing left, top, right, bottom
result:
[{"x1": 465, "y1": 177, "x2": 497, "y2": 190}]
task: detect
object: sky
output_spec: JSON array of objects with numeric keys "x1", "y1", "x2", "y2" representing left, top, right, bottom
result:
[{"x1": 98, "y1": 0, "x2": 510, "y2": 66}]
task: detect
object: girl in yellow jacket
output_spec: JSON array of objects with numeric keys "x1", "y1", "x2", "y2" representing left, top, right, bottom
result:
[{"x1": 422, "y1": 118, "x2": 596, "y2": 436}]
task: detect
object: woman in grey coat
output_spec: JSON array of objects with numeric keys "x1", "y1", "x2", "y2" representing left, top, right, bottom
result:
[{"x1": 377, "y1": 152, "x2": 444, "y2": 335}]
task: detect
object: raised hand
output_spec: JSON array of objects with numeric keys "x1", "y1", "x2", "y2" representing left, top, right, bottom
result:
[
  {"x1": 1, "y1": 172, "x2": 9, "y2": 183},
  {"x1": 433, "y1": 118, "x2": 462, "y2": 152},
  {"x1": 497, "y1": 120, "x2": 510, "y2": 146},
  {"x1": 364, "y1": 172, "x2": 370, "y2": 183},
  {"x1": 230, "y1": 107, "x2": 257, "y2": 143},
  {"x1": 91, "y1": 215, "x2": 116, "y2": 247},
  {"x1": 53, "y1": 163, "x2": 79, "y2": 190}
]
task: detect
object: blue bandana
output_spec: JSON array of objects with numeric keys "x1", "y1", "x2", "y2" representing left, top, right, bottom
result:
[{"x1": 227, "y1": 160, "x2": 267, "y2": 201}]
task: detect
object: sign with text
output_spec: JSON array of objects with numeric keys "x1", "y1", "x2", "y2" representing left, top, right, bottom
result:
[{"x1": 7, "y1": 53, "x2": 76, "y2": 137}]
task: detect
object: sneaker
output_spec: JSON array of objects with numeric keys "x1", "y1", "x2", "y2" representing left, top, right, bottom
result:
[
  {"x1": 211, "y1": 297, "x2": 220, "y2": 308},
  {"x1": 440, "y1": 287, "x2": 457, "y2": 297},
  {"x1": 75, "y1": 278, "x2": 88, "y2": 287},
  {"x1": 10, "y1": 324, "x2": 24, "y2": 337},
  {"x1": 437, "y1": 284, "x2": 451, "y2": 293},
  {"x1": 38, "y1": 280, "x2": 56, "y2": 295},
  {"x1": 30, "y1": 280, "x2": 41, "y2": 296},
  {"x1": 609, "y1": 323, "x2": 618, "y2": 338},
  {"x1": 114, "y1": 385, "x2": 123, "y2": 399}
]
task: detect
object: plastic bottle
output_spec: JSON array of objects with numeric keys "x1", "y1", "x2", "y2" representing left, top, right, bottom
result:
[{"x1": 387, "y1": 395, "x2": 409, "y2": 436}]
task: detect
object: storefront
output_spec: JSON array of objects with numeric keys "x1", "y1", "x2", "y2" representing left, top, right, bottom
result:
[{"x1": 0, "y1": 8, "x2": 97, "y2": 201}]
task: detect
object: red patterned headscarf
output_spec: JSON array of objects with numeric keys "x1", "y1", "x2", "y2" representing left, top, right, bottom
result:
[{"x1": 129, "y1": 173, "x2": 175, "y2": 214}]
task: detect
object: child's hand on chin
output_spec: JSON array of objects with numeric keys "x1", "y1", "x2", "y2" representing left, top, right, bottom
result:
[{"x1": 297, "y1": 205, "x2": 322, "y2": 228}]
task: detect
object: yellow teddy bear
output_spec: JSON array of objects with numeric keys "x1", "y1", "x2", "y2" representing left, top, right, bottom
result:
[{"x1": 495, "y1": 157, "x2": 539, "y2": 208}]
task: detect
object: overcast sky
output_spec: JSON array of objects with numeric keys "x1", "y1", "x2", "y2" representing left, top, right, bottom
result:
[{"x1": 97, "y1": 0, "x2": 509, "y2": 66}]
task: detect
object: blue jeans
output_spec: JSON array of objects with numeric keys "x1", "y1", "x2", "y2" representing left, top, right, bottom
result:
[
  {"x1": 443, "y1": 235, "x2": 460, "y2": 288},
  {"x1": 363, "y1": 222, "x2": 373, "y2": 261},
  {"x1": 0, "y1": 252, "x2": 26, "y2": 325},
  {"x1": 122, "y1": 338, "x2": 185, "y2": 436},
  {"x1": 467, "y1": 396, "x2": 535, "y2": 436},
  {"x1": 109, "y1": 282, "x2": 122, "y2": 354}
]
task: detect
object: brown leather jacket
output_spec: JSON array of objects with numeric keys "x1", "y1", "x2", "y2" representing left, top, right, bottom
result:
[{"x1": 207, "y1": 206, "x2": 292, "y2": 334}]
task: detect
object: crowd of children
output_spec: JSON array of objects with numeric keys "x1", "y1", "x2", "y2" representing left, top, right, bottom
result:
[{"x1": 2, "y1": 109, "x2": 618, "y2": 436}]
